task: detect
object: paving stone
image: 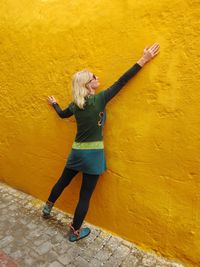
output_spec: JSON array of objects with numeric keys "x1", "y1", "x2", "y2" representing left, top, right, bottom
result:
[
  {"x1": 33, "y1": 234, "x2": 51, "y2": 246},
  {"x1": 12, "y1": 237, "x2": 28, "y2": 247},
  {"x1": 8, "y1": 204, "x2": 20, "y2": 211},
  {"x1": 3, "y1": 195, "x2": 13, "y2": 201},
  {"x1": 53, "y1": 241, "x2": 70, "y2": 255},
  {"x1": 73, "y1": 255, "x2": 89, "y2": 267},
  {"x1": 46, "y1": 227, "x2": 59, "y2": 236},
  {"x1": 141, "y1": 253, "x2": 158, "y2": 266},
  {"x1": 0, "y1": 236, "x2": 14, "y2": 248},
  {"x1": 27, "y1": 222, "x2": 38, "y2": 230},
  {"x1": 31, "y1": 259, "x2": 46, "y2": 266},
  {"x1": 42, "y1": 250, "x2": 60, "y2": 263},
  {"x1": 0, "y1": 216, "x2": 8, "y2": 222},
  {"x1": 94, "y1": 248, "x2": 112, "y2": 262},
  {"x1": 1, "y1": 209, "x2": 9, "y2": 215},
  {"x1": 65, "y1": 246, "x2": 83, "y2": 258},
  {"x1": 19, "y1": 218, "x2": 29, "y2": 225},
  {"x1": 105, "y1": 236, "x2": 121, "y2": 252},
  {"x1": 50, "y1": 232, "x2": 64, "y2": 243},
  {"x1": 121, "y1": 254, "x2": 140, "y2": 266},
  {"x1": 25, "y1": 227, "x2": 44, "y2": 240},
  {"x1": 9, "y1": 250, "x2": 24, "y2": 261},
  {"x1": 58, "y1": 254, "x2": 73, "y2": 265},
  {"x1": 103, "y1": 257, "x2": 124, "y2": 267},
  {"x1": 112, "y1": 244, "x2": 131, "y2": 260},
  {"x1": 1, "y1": 243, "x2": 15, "y2": 255},
  {"x1": 34, "y1": 241, "x2": 53, "y2": 255},
  {"x1": 86, "y1": 236, "x2": 107, "y2": 252},
  {"x1": 87, "y1": 258, "x2": 104, "y2": 267},
  {"x1": 131, "y1": 246, "x2": 145, "y2": 258},
  {"x1": 0, "y1": 203, "x2": 7, "y2": 209},
  {"x1": 49, "y1": 261, "x2": 63, "y2": 267},
  {"x1": 28, "y1": 248, "x2": 41, "y2": 259},
  {"x1": 79, "y1": 247, "x2": 99, "y2": 260},
  {"x1": 103, "y1": 245, "x2": 134, "y2": 267},
  {"x1": 75, "y1": 253, "x2": 91, "y2": 263},
  {"x1": 18, "y1": 256, "x2": 36, "y2": 266}
]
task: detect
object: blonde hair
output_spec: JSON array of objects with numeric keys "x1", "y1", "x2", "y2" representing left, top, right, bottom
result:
[{"x1": 72, "y1": 69, "x2": 92, "y2": 109}]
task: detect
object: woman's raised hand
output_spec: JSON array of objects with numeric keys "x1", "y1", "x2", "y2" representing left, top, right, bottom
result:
[
  {"x1": 47, "y1": 96, "x2": 57, "y2": 105},
  {"x1": 137, "y1": 43, "x2": 160, "y2": 67},
  {"x1": 142, "y1": 43, "x2": 160, "y2": 63}
]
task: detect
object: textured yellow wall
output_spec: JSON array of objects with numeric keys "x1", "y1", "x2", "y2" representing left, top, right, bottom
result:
[{"x1": 0, "y1": 0, "x2": 199, "y2": 266}]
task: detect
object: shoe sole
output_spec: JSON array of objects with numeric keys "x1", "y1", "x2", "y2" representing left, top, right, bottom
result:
[
  {"x1": 68, "y1": 229, "x2": 91, "y2": 242},
  {"x1": 42, "y1": 214, "x2": 51, "y2": 219}
]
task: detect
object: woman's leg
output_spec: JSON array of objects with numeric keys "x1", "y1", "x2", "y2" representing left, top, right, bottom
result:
[
  {"x1": 48, "y1": 167, "x2": 79, "y2": 203},
  {"x1": 71, "y1": 173, "x2": 100, "y2": 230}
]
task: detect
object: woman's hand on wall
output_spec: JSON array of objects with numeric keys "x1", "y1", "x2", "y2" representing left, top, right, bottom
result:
[
  {"x1": 137, "y1": 43, "x2": 160, "y2": 67},
  {"x1": 47, "y1": 96, "x2": 57, "y2": 105}
]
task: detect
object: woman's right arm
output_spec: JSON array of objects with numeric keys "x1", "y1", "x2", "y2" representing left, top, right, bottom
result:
[
  {"x1": 47, "y1": 96, "x2": 74, "y2": 118},
  {"x1": 103, "y1": 43, "x2": 160, "y2": 104},
  {"x1": 103, "y1": 63, "x2": 142, "y2": 104}
]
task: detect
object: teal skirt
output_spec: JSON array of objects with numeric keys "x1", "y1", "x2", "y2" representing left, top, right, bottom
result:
[{"x1": 66, "y1": 148, "x2": 107, "y2": 175}]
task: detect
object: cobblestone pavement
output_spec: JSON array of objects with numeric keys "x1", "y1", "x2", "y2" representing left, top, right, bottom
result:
[{"x1": 0, "y1": 182, "x2": 185, "y2": 267}]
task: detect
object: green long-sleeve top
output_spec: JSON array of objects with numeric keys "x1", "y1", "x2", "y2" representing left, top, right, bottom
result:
[{"x1": 52, "y1": 63, "x2": 142, "y2": 143}]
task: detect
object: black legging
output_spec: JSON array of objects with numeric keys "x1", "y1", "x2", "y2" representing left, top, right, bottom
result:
[{"x1": 48, "y1": 167, "x2": 99, "y2": 230}]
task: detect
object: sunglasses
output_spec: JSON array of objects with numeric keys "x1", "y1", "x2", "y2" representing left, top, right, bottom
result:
[{"x1": 86, "y1": 74, "x2": 97, "y2": 85}]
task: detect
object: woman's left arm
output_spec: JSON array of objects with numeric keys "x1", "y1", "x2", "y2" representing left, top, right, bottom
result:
[
  {"x1": 52, "y1": 103, "x2": 73, "y2": 118},
  {"x1": 47, "y1": 96, "x2": 74, "y2": 118},
  {"x1": 103, "y1": 43, "x2": 160, "y2": 104}
]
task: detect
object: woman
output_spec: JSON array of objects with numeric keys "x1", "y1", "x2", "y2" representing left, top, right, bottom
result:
[{"x1": 43, "y1": 43, "x2": 160, "y2": 242}]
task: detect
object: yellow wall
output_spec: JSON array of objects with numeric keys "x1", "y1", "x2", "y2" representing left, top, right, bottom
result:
[{"x1": 0, "y1": 1, "x2": 199, "y2": 266}]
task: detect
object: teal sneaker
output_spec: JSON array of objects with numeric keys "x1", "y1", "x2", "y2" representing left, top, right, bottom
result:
[
  {"x1": 42, "y1": 200, "x2": 54, "y2": 218},
  {"x1": 68, "y1": 223, "x2": 91, "y2": 242}
]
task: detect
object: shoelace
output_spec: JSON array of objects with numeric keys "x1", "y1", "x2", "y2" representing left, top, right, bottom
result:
[{"x1": 68, "y1": 223, "x2": 80, "y2": 237}]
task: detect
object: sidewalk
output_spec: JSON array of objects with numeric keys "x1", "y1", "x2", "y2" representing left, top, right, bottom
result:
[{"x1": 0, "y1": 182, "x2": 184, "y2": 267}]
